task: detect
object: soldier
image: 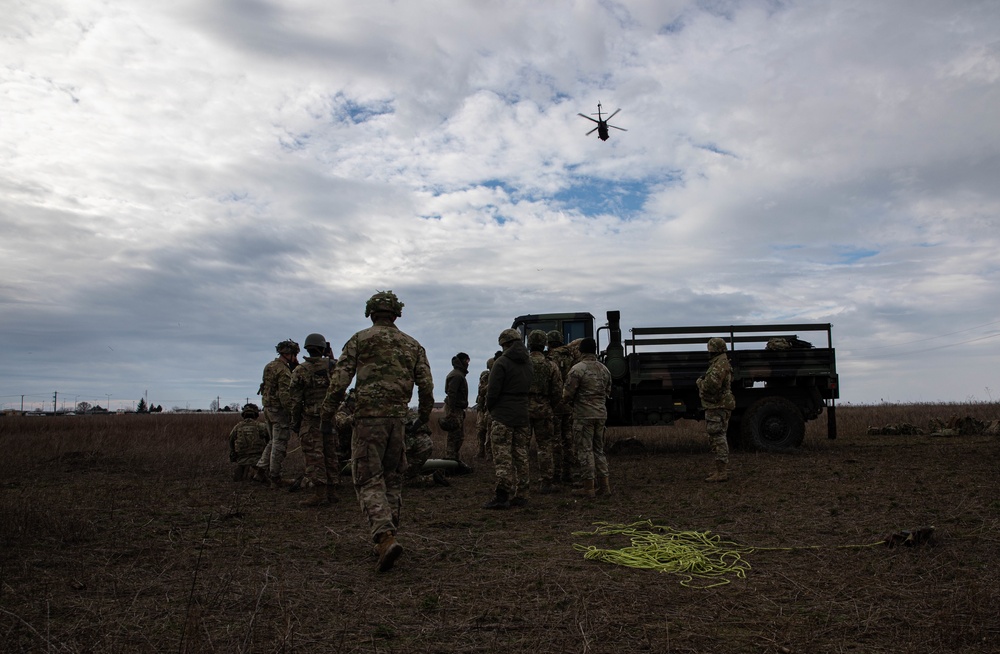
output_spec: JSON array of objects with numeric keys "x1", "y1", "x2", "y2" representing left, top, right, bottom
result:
[
  {"x1": 289, "y1": 332, "x2": 340, "y2": 507},
  {"x1": 697, "y1": 337, "x2": 735, "y2": 482},
  {"x1": 527, "y1": 330, "x2": 563, "y2": 493},
  {"x1": 546, "y1": 330, "x2": 577, "y2": 485},
  {"x1": 474, "y1": 352, "x2": 501, "y2": 460},
  {"x1": 443, "y1": 352, "x2": 471, "y2": 462},
  {"x1": 256, "y1": 339, "x2": 299, "y2": 487},
  {"x1": 334, "y1": 388, "x2": 357, "y2": 474},
  {"x1": 321, "y1": 290, "x2": 434, "y2": 572},
  {"x1": 228, "y1": 403, "x2": 269, "y2": 481},
  {"x1": 563, "y1": 337, "x2": 612, "y2": 499},
  {"x1": 403, "y1": 409, "x2": 449, "y2": 487},
  {"x1": 482, "y1": 329, "x2": 533, "y2": 509}
]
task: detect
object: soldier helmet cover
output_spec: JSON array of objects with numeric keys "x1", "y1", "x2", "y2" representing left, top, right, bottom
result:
[
  {"x1": 546, "y1": 329, "x2": 564, "y2": 345},
  {"x1": 365, "y1": 290, "x2": 404, "y2": 318},
  {"x1": 527, "y1": 329, "x2": 548, "y2": 349},
  {"x1": 241, "y1": 403, "x2": 260, "y2": 418},
  {"x1": 276, "y1": 339, "x2": 300, "y2": 354},
  {"x1": 708, "y1": 337, "x2": 728, "y2": 354},
  {"x1": 498, "y1": 328, "x2": 521, "y2": 346},
  {"x1": 304, "y1": 333, "x2": 326, "y2": 352}
]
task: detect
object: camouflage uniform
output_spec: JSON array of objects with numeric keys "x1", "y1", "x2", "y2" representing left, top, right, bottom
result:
[
  {"x1": 321, "y1": 294, "x2": 434, "y2": 548},
  {"x1": 528, "y1": 334, "x2": 563, "y2": 490},
  {"x1": 257, "y1": 344, "x2": 297, "y2": 481},
  {"x1": 334, "y1": 389, "x2": 357, "y2": 472},
  {"x1": 484, "y1": 330, "x2": 533, "y2": 507},
  {"x1": 443, "y1": 354, "x2": 470, "y2": 461},
  {"x1": 290, "y1": 354, "x2": 340, "y2": 491},
  {"x1": 403, "y1": 409, "x2": 435, "y2": 487},
  {"x1": 229, "y1": 406, "x2": 269, "y2": 480},
  {"x1": 563, "y1": 352, "x2": 612, "y2": 483},
  {"x1": 697, "y1": 339, "x2": 736, "y2": 465},
  {"x1": 474, "y1": 361, "x2": 493, "y2": 459},
  {"x1": 547, "y1": 333, "x2": 578, "y2": 483}
]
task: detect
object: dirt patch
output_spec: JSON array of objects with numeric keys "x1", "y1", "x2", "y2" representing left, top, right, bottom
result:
[{"x1": 1, "y1": 411, "x2": 998, "y2": 652}]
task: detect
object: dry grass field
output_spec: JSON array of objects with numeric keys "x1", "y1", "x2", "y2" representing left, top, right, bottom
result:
[{"x1": 1, "y1": 403, "x2": 999, "y2": 653}]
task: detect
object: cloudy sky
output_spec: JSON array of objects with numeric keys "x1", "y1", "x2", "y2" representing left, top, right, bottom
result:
[{"x1": 2, "y1": 0, "x2": 999, "y2": 412}]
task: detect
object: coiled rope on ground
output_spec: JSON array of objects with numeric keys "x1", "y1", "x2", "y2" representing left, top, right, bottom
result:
[{"x1": 572, "y1": 520, "x2": 887, "y2": 588}]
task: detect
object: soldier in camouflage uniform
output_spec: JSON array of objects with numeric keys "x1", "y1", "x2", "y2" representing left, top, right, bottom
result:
[
  {"x1": 547, "y1": 330, "x2": 577, "y2": 485},
  {"x1": 403, "y1": 409, "x2": 449, "y2": 487},
  {"x1": 562, "y1": 338, "x2": 612, "y2": 499},
  {"x1": 527, "y1": 330, "x2": 563, "y2": 493},
  {"x1": 229, "y1": 403, "x2": 269, "y2": 481},
  {"x1": 321, "y1": 291, "x2": 434, "y2": 572},
  {"x1": 697, "y1": 337, "x2": 735, "y2": 482},
  {"x1": 443, "y1": 352, "x2": 471, "y2": 462},
  {"x1": 290, "y1": 333, "x2": 340, "y2": 507},
  {"x1": 256, "y1": 339, "x2": 299, "y2": 487},
  {"x1": 475, "y1": 351, "x2": 502, "y2": 461},
  {"x1": 482, "y1": 329, "x2": 533, "y2": 509}
]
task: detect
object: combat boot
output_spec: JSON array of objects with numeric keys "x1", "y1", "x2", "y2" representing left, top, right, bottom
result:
[
  {"x1": 482, "y1": 488, "x2": 510, "y2": 510},
  {"x1": 376, "y1": 532, "x2": 403, "y2": 572},
  {"x1": 705, "y1": 461, "x2": 729, "y2": 483},
  {"x1": 269, "y1": 475, "x2": 285, "y2": 490},
  {"x1": 300, "y1": 484, "x2": 329, "y2": 507},
  {"x1": 572, "y1": 479, "x2": 596, "y2": 499},
  {"x1": 595, "y1": 476, "x2": 612, "y2": 497}
]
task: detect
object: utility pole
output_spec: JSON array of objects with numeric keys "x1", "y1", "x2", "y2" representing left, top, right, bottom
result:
[
  {"x1": 21, "y1": 395, "x2": 24, "y2": 412},
  {"x1": 53, "y1": 391, "x2": 57, "y2": 413}
]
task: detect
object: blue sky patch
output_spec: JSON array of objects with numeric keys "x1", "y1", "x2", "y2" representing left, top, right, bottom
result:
[{"x1": 554, "y1": 177, "x2": 651, "y2": 218}]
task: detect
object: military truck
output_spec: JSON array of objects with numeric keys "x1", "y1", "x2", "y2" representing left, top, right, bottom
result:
[{"x1": 511, "y1": 311, "x2": 839, "y2": 452}]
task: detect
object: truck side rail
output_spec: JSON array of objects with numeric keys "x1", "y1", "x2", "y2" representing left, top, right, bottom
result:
[{"x1": 625, "y1": 323, "x2": 834, "y2": 354}]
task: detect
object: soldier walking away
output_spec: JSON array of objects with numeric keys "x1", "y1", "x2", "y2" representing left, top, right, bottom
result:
[
  {"x1": 546, "y1": 330, "x2": 577, "y2": 485},
  {"x1": 443, "y1": 352, "x2": 471, "y2": 462},
  {"x1": 256, "y1": 339, "x2": 299, "y2": 487},
  {"x1": 229, "y1": 403, "x2": 270, "y2": 481},
  {"x1": 562, "y1": 337, "x2": 612, "y2": 499},
  {"x1": 290, "y1": 332, "x2": 340, "y2": 507},
  {"x1": 321, "y1": 290, "x2": 434, "y2": 572},
  {"x1": 697, "y1": 337, "x2": 735, "y2": 482},
  {"x1": 527, "y1": 330, "x2": 563, "y2": 494},
  {"x1": 482, "y1": 329, "x2": 533, "y2": 509}
]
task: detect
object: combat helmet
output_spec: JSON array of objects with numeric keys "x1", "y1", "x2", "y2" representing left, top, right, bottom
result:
[
  {"x1": 276, "y1": 339, "x2": 300, "y2": 355},
  {"x1": 498, "y1": 328, "x2": 521, "y2": 346},
  {"x1": 708, "y1": 337, "x2": 728, "y2": 354},
  {"x1": 365, "y1": 290, "x2": 404, "y2": 318},
  {"x1": 546, "y1": 330, "x2": 564, "y2": 346},
  {"x1": 241, "y1": 403, "x2": 260, "y2": 419},
  {"x1": 304, "y1": 333, "x2": 326, "y2": 353},
  {"x1": 527, "y1": 329, "x2": 548, "y2": 350}
]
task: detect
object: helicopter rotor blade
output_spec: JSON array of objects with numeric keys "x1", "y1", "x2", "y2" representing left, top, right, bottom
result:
[
  {"x1": 586, "y1": 126, "x2": 599, "y2": 136},
  {"x1": 578, "y1": 113, "x2": 599, "y2": 124},
  {"x1": 606, "y1": 108, "x2": 621, "y2": 121},
  {"x1": 609, "y1": 125, "x2": 628, "y2": 132}
]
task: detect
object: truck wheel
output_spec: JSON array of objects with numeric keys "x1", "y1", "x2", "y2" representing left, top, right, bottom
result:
[{"x1": 741, "y1": 397, "x2": 805, "y2": 452}]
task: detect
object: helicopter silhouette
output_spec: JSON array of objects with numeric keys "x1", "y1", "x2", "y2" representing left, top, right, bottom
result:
[{"x1": 578, "y1": 102, "x2": 627, "y2": 141}]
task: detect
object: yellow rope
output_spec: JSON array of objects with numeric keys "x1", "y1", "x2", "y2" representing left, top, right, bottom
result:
[{"x1": 572, "y1": 520, "x2": 885, "y2": 588}]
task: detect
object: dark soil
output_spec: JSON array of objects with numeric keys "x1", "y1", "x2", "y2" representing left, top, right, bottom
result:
[{"x1": 1, "y1": 413, "x2": 998, "y2": 653}]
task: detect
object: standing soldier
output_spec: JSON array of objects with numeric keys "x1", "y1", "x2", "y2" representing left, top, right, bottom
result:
[
  {"x1": 697, "y1": 338, "x2": 735, "y2": 482},
  {"x1": 546, "y1": 330, "x2": 576, "y2": 485},
  {"x1": 321, "y1": 290, "x2": 434, "y2": 573},
  {"x1": 229, "y1": 403, "x2": 269, "y2": 481},
  {"x1": 289, "y1": 333, "x2": 339, "y2": 507},
  {"x1": 563, "y1": 337, "x2": 612, "y2": 499},
  {"x1": 256, "y1": 339, "x2": 299, "y2": 488},
  {"x1": 527, "y1": 330, "x2": 563, "y2": 494},
  {"x1": 482, "y1": 329, "x2": 533, "y2": 509},
  {"x1": 474, "y1": 352, "x2": 501, "y2": 461},
  {"x1": 443, "y1": 352, "x2": 471, "y2": 462}
]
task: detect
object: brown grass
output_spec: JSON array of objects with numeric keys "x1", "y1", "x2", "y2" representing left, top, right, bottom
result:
[{"x1": 1, "y1": 404, "x2": 999, "y2": 653}]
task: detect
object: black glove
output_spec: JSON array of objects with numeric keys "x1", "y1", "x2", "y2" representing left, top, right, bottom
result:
[{"x1": 229, "y1": 451, "x2": 237, "y2": 462}]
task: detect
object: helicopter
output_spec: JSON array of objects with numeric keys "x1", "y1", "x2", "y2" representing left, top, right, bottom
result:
[{"x1": 578, "y1": 102, "x2": 627, "y2": 141}]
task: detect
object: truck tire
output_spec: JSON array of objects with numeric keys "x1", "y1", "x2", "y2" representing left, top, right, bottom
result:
[{"x1": 741, "y1": 397, "x2": 805, "y2": 452}]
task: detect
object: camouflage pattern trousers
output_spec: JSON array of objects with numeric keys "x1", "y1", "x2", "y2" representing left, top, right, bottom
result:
[
  {"x1": 552, "y1": 412, "x2": 575, "y2": 481},
  {"x1": 529, "y1": 410, "x2": 556, "y2": 483},
  {"x1": 299, "y1": 415, "x2": 340, "y2": 487},
  {"x1": 490, "y1": 420, "x2": 530, "y2": 498},
  {"x1": 444, "y1": 406, "x2": 467, "y2": 461},
  {"x1": 573, "y1": 418, "x2": 609, "y2": 481},
  {"x1": 476, "y1": 409, "x2": 493, "y2": 458},
  {"x1": 352, "y1": 417, "x2": 407, "y2": 542},
  {"x1": 258, "y1": 407, "x2": 291, "y2": 477},
  {"x1": 704, "y1": 408, "x2": 731, "y2": 463},
  {"x1": 403, "y1": 430, "x2": 432, "y2": 485}
]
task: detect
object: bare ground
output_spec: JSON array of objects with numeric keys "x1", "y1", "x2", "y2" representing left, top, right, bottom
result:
[{"x1": 1, "y1": 409, "x2": 999, "y2": 653}]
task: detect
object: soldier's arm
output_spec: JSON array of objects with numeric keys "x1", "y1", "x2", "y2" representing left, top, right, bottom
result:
[
  {"x1": 562, "y1": 367, "x2": 580, "y2": 406},
  {"x1": 322, "y1": 338, "x2": 357, "y2": 418}
]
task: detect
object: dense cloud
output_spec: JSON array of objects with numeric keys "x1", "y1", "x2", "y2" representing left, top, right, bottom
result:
[{"x1": 2, "y1": 0, "x2": 999, "y2": 410}]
